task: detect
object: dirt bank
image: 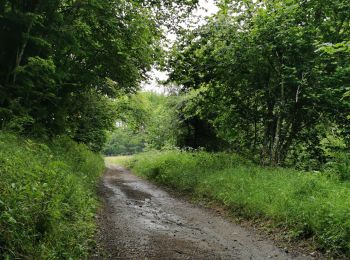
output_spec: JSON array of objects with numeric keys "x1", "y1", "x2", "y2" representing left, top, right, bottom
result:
[{"x1": 92, "y1": 165, "x2": 310, "y2": 259}]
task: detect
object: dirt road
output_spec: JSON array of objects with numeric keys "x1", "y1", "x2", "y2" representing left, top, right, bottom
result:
[{"x1": 93, "y1": 165, "x2": 309, "y2": 259}]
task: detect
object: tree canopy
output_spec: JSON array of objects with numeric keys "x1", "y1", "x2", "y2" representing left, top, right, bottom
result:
[
  {"x1": 0, "y1": 0, "x2": 197, "y2": 150},
  {"x1": 168, "y1": 0, "x2": 350, "y2": 165}
]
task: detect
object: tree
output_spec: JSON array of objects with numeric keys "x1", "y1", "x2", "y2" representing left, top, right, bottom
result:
[
  {"x1": 104, "y1": 92, "x2": 181, "y2": 155},
  {"x1": 0, "y1": 0, "x2": 197, "y2": 150},
  {"x1": 168, "y1": 0, "x2": 350, "y2": 165}
]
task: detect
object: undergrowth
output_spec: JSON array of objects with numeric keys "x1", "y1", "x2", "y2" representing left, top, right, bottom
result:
[
  {"x1": 0, "y1": 132, "x2": 104, "y2": 259},
  {"x1": 128, "y1": 150, "x2": 350, "y2": 257}
]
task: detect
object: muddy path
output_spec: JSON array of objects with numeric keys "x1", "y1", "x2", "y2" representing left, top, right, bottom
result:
[{"x1": 93, "y1": 165, "x2": 310, "y2": 259}]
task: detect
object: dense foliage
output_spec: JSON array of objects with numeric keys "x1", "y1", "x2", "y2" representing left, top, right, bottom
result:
[
  {"x1": 168, "y1": 0, "x2": 350, "y2": 166},
  {"x1": 103, "y1": 92, "x2": 181, "y2": 155},
  {"x1": 128, "y1": 151, "x2": 350, "y2": 256},
  {"x1": 0, "y1": 132, "x2": 104, "y2": 258},
  {"x1": 0, "y1": 0, "x2": 197, "y2": 150}
]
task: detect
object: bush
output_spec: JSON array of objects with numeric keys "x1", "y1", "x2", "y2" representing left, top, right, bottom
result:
[
  {"x1": 324, "y1": 152, "x2": 350, "y2": 181},
  {"x1": 0, "y1": 132, "x2": 104, "y2": 259},
  {"x1": 129, "y1": 150, "x2": 350, "y2": 256}
]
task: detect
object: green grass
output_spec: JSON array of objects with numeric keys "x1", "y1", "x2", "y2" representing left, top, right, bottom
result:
[
  {"x1": 0, "y1": 132, "x2": 105, "y2": 259},
  {"x1": 128, "y1": 150, "x2": 350, "y2": 256},
  {"x1": 105, "y1": 155, "x2": 132, "y2": 166}
]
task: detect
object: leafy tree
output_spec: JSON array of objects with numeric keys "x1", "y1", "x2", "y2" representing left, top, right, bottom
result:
[
  {"x1": 103, "y1": 127, "x2": 146, "y2": 155},
  {"x1": 0, "y1": 0, "x2": 197, "y2": 150},
  {"x1": 104, "y1": 92, "x2": 180, "y2": 155},
  {"x1": 168, "y1": 0, "x2": 350, "y2": 165}
]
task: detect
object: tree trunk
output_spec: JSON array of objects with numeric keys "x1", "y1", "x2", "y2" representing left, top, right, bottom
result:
[
  {"x1": 271, "y1": 115, "x2": 281, "y2": 165},
  {"x1": 271, "y1": 61, "x2": 285, "y2": 165},
  {"x1": 12, "y1": 1, "x2": 40, "y2": 84},
  {"x1": 13, "y1": 20, "x2": 33, "y2": 84}
]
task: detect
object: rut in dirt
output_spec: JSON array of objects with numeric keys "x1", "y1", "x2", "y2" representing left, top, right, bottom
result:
[{"x1": 92, "y1": 165, "x2": 309, "y2": 259}]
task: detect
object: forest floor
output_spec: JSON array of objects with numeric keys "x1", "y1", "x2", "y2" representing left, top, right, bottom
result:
[{"x1": 92, "y1": 164, "x2": 313, "y2": 259}]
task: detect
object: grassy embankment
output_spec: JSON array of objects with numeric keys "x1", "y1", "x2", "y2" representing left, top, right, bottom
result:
[
  {"x1": 124, "y1": 151, "x2": 350, "y2": 256},
  {"x1": 0, "y1": 132, "x2": 104, "y2": 259}
]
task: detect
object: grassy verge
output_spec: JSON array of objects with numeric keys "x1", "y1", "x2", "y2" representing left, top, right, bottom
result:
[
  {"x1": 127, "y1": 150, "x2": 350, "y2": 257},
  {"x1": 0, "y1": 132, "x2": 104, "y2": 259}
]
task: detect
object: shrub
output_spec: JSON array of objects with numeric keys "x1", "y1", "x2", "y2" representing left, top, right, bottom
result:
[
  {"x1": 0, "y1": 132, "x2": 104, "y2": 259},
  {"x1": 324, "y1": 152, "x2": 350, "y2": 181}
]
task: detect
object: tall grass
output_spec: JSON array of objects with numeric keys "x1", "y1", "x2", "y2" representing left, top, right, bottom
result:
[
  {"x1": 128, "y1": 150, "x2": 350, "y2": 256},
  {"x1": 0, "y1": 132, "x2": 104, "y2": 259}
]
